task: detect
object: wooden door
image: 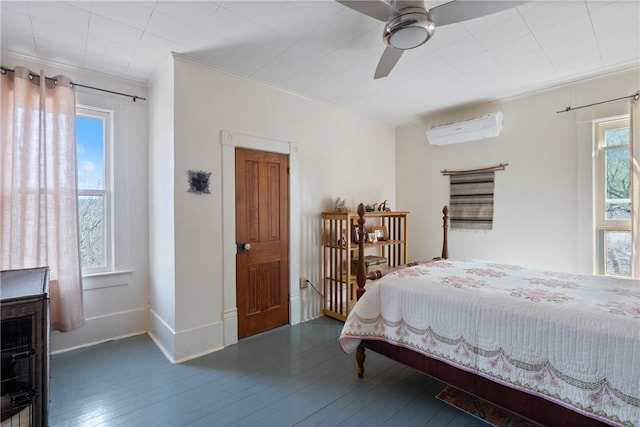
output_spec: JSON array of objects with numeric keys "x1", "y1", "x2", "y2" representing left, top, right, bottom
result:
[{"x1": 235, "y1": 148, "x2": 289, "y2": 338}]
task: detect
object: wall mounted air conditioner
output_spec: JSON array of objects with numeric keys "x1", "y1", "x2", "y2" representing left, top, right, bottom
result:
[{"x1": 426, "y1": 111, "x2": 503, "y2": 145}]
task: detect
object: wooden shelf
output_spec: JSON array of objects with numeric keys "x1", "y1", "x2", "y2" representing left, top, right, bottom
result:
[
  {"x1": 322, "y1": 210, "x2": 408, "y2": 320},
  {"x1": 326, "y1": 240, "x2": 403, "y2": 251}
]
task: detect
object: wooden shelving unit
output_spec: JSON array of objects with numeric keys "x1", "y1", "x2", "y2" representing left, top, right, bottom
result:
[{"x1": 322, "y1": 210, "x2": 408, "y2": 321}]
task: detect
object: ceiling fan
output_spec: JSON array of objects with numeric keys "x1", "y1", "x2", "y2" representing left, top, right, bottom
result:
[{"x1": 337, "y1": 0, "x2": 527, "y2": 79}]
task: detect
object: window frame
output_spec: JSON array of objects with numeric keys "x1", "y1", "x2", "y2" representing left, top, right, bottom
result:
[
  {"x1": 76, "y1": 105, "x2": 114, "y2": 275},
  {"x1": 594, "y1": 115, "x2": 631, "y2": 277}
]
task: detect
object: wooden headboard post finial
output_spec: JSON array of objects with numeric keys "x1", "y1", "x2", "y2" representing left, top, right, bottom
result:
[{"x1": 442, "y1": 205, "x2": 449, "y2": 260}]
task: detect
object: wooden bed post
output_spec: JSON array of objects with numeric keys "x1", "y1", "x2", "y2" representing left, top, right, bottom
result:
[
  {"x1": 356, "y1": 203, "x2": 367, "y2": 377},
  {"x1": 355, "y1": 344, "x2": 366, "y2": 378},
  {"x1": 356, "y1": 203, "x2": 367, "y2": 301},
  {"x1": 442, "y1": 205, "x2": 449, "y2": 260}
]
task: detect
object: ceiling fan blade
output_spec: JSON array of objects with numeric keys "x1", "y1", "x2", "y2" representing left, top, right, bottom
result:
[
  {"x1": 429, "y1": 0, "x2": 528, "y2": 27},
  {"x1": 336, "y1": 0, "x2": 399, "y2": 22},
  {"x1": 374, "y1": 47, "x2": 404, "y2": 79}
]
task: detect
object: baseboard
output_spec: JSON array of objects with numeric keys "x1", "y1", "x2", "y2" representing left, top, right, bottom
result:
[
  {"x1": 148, "y1": 309, "x2": 225, "y2": 364},
  {"x1": 299, "y1": 289, "x2": 323, "y2": 322},
  {"x1": 50, "y1": 307, "x2": 147, "y2": 354},
  {"x1": 148, "y1": 309, "x2": 176, "y2": 362},
  {"x1": 290, "y1": 292, "x2": 301, "y2": 325},
  {"x1": 223, "y1": 308, "x2": 238, "y2": 347}
]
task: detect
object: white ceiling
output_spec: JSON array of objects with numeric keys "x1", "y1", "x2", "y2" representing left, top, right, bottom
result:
[{"x1": 1, "y1": 0, "x2": 639, "y2": 123}]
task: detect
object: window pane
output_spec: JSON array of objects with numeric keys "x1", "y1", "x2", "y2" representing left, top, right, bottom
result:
[
  {"x1": 604, "y1": 128, "x2": 629, "y2": 147},
  {"x1": 604, "y1": 147, "x2": 631, "y2": 220},
  {"x1": 604, "y1": 230, "x2": 631, "y2": 277},
  {"x1": 79, "y1": 195, "x2": 106, "y2": 269},
  {"x1": 76, "y1": 116, "x2": 105, "y2": 190}
]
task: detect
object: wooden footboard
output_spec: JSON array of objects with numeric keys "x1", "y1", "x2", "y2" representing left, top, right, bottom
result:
[{"x1": 352, "y1": 203, "x2": 607, "y2": 427}]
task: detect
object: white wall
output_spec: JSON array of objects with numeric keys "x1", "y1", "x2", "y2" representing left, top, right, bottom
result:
[
  {"x1": 146, "y1": 54, "x2": 396, "y2": 362},
  {"x1": 147, "y1": 56, "x2": 178, "y2": 360},
  {"x1": 396, "y1": 68, "x2": 640, "y2": 274},
  {"x1": 1, "y1": 51, "x2": 150, "y2": 353}
]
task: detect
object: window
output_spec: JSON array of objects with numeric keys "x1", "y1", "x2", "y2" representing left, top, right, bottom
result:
[
  {"x1": 76, "y1": 106, "x2": 112, "y2": 274},
  {"x1": 595, "y1": 116, "x2": 631, "y2": 277}
]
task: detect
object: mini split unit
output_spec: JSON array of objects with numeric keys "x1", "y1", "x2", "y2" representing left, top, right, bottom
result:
[{"x1": 426, "y1": 112, "x2": 503, "y2": 145}]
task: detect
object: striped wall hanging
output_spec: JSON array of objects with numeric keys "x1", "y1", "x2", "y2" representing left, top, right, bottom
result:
[
  {"x1": 441, "y1": 163, "x2": 507, "y2": 230},
  {"x1": 449, "y1": 172, "x2": 495, "y2": 230}
]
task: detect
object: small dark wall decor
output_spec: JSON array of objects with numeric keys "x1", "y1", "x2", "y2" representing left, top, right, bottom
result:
[{"x1": 187, "y1": 170, "x2": 212, "y2": 194}]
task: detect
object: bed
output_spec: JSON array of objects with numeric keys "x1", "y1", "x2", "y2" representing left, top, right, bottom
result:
[{"x1": 339, "y1": 204, "x2": 639, "y2": 427}]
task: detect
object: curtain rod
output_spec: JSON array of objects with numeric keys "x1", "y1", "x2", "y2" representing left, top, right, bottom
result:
[
  {"x1": 1, "y1": 66, "x2": 146, "y2": 102},
  {"x1": 441, "y1": 163, "x2": 508, "y2": 176},
  {"x1": 556, "y1": 91, "x2": 639, "y2": 114}
]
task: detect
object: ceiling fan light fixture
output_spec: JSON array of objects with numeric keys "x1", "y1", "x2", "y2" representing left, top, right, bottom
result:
[{"x1": 383, "y1": 9, "x2": 434, "y2": 50}]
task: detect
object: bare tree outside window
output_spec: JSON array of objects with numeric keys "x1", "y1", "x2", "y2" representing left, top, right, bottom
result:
[
  {"x1": 605, "y1": 129, "x2": 631, "y2": 220},
  {"x1": 597, "y1": 122, "x2": 631, "y2": 277},
  {"x1": 605, "y1": 231, "x2": 631, "y2": 277},
  {"x1": 79, "y1": 195, "x2": 105, "y2": 268},
  {"x1": 76, "y1": 111, "x2": 110, "y2": 272}
]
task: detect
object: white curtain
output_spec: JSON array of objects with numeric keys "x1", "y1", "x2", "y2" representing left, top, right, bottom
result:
[
  {"x1": 1, "y1": 66, "x2": 85, "y2": 332},
  {"x1": 631, "y1": 95, "x2": 640, "y2": 279}
]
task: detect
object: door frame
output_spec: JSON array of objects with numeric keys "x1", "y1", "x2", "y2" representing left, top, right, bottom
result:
[{"x1": 220, "y1": 130, "x2": 301, "y2": 346}]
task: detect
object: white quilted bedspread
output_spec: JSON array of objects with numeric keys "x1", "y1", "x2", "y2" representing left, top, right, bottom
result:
[{"x1": 339, "y1": 259, "x2": 640, "y2": 426}]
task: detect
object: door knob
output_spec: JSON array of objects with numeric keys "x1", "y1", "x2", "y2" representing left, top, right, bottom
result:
[
  {"x1": 243, "y1": 243, "x2": 251, "y2": 251},
  {"x1": 237, "y1": 243, "x2": 251, "y2": 254}
]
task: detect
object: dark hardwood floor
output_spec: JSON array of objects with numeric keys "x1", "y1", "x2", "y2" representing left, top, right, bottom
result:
[{"x1": 49, "y1": 317, "x2": 485, "y2": 426}]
